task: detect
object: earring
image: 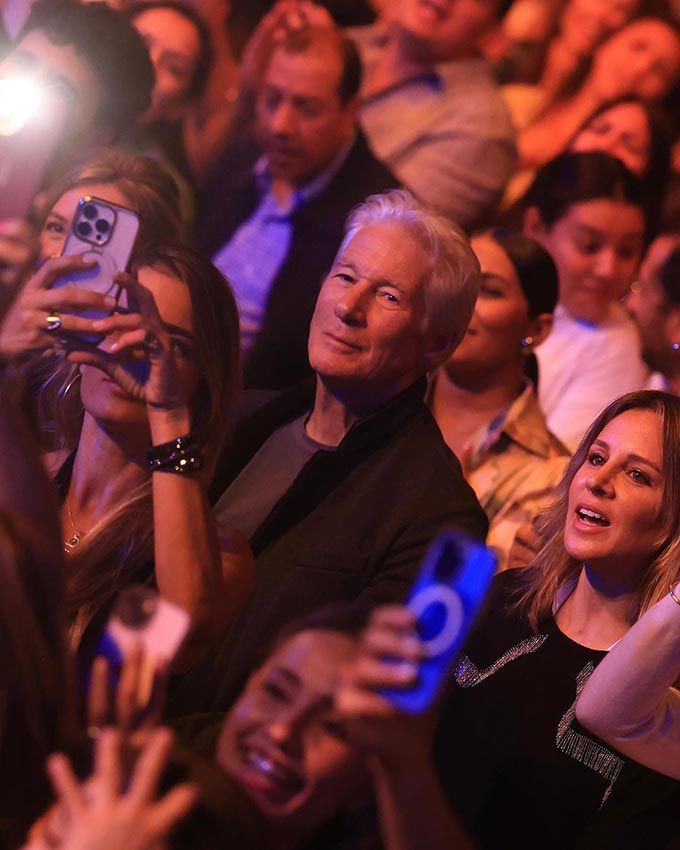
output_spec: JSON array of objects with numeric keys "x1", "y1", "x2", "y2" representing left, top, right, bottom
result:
[
  {"x1": 521, "y1": 336, "x2": 534, "y2": 350},
  {"x1": 673, "y1": 343, "x2": 680, "y2": 351}
]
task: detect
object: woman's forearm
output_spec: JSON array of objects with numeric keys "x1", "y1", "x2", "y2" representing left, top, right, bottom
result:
[
  {"x1": 148, "y1": 408, "x2": 232, "y2": 654},
  {"x1": 372, "y1": 760, "x2": 475, "y2": 850},
  {"x1": 576, "y1": 591, "x2": 680, "y2": 778},
  {"x1": 517, "y1": 88, "x2": 600, "y2": 169}
]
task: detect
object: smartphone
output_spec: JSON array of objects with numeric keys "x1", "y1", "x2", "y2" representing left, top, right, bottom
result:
[
  {"x1": 381, "y1": 530, "x2": 496, "y2": 714},
  {"x1": 95, "y1": 585, "x2": 190, "y2": 705},
  {"x1": 51, "y1": 195, "x2": 140, "y2": 327}
]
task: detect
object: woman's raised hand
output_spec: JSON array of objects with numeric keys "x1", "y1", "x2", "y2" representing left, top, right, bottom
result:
[
  {"x1": 66, "y1": 271, "x2": 189, "y2": 415},
  {"x1": 0, "y1": 255, "x2": 114, "y2": 357},
  {"x1": 336, "y1": 606, "x2": 433, "y2": 773},
  {"x1": 44, "y1": 728, "x2": 196, "y2": 850}
]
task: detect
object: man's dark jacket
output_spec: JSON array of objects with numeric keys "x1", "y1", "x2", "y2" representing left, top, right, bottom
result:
[
  {"x1": 169, "y1": 378, "x2": 488, "y2": 717},
  {"x1": 198, "y1": 132, "x2": 396, "y2": 390}
]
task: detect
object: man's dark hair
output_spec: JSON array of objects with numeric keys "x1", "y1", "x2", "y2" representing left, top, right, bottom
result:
[
  {"x1": 126, "y1": 0, "x2": 214, "y2": 102},
  {"x1": 273, "y1": 26, "x2": 362, "y2": 104},
  {"x1": 22, "y1": 0, "x2": 154, "y2": 137}
]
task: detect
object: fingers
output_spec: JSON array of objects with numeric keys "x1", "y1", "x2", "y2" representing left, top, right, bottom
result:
[
  {"x1": 116, "y1": 643, "x2": 145, "y2": 732},
  {"x1": 88, "y1": 656, "x2": 112, "y2": 729},
  {"x1": 94, "y1": 728, "x2": 122, "y2": 803},
  {"x1": 24, "y1": 254, "x2": 96, "y2": 292},
  {"x1": 127, "y1": 728, "x2": 175, "y2": 805},
  {"x1": 32, "y1": 286, "x2": 116, "y2": 314},
  {"x1": 92, "y1": 312, "x2": 143, "y2": 336},
  {"x1": 114, "y1": 272, "x2": 162, "y2": 322},
  {"x1": 46, "y1": 753, "x2": 87, "y2": 814},
  {"x1": 367, "y1": 605, "x2": 417, "y2": 632},
  {"x1": 351, "y1": 654, "x2": 419, "y2": 692},
  {"x1": 146, "y1": 783, "x2": 198, "y2": 838}
]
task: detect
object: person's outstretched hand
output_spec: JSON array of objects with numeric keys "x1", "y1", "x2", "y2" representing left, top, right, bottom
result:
[{"x1": 44, "y1": 728, "x2": 196, "y2": 850}]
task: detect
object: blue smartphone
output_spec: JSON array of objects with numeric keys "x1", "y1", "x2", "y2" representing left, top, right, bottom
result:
[{"x1": 381, "y1": 530, "x2": 496, "y2": 714}]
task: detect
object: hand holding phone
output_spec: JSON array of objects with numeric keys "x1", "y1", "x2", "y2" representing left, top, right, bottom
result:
[
  {"x1": 50, "y1": 196, "x2": 140, "y2": 337},
  {"x1": 380, "y1": 530, "x2": 496, "y2": 714}
]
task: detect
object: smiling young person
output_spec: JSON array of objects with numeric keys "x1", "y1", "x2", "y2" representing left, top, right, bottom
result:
[
  {"x1": 522, "y1": 151, "x2": 649, "y2": 450},
  {"x1": 436, "y1": 390, "x2": 680, "y2": 850}
]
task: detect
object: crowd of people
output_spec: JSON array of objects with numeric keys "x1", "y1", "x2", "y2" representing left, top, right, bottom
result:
[{"x1": 0, "y1": 0, "x2": 680, "y2": 848}]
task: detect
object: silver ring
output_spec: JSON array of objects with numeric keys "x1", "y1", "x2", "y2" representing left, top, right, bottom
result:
[{"x1": 45, "y1": 312, "x2": 62, "y2": 333}]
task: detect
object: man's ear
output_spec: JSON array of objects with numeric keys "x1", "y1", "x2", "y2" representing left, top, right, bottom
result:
[
  {"x1": 422, "y1": 334, "x2": 453, "y2": 371},
  {"x1": 523, "y1": 206, "x2": 547, "y2": 242},
  {"x1": 526, "y1": 312, "x2": 553, "y2": 349}
]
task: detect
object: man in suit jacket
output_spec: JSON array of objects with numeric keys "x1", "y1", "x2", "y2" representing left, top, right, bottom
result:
[
  {"x1": 171, "y1": 189, "x2": 488, "y2": 718},
  {"x1": 199, "y1": 24, "x2": 396, "y2": 391}
]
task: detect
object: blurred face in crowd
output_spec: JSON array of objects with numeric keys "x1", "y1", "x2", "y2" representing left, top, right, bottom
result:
[
  {"x1": 593, "y1": 19, "x2": 680, "y2": 103},
  {"x1": 40, "y1": 183, "x2": 132, "y2": 260},
  {"x1": 132, "y1": 6, "x2": 202, "y2": 122},
  {"x1": 309, "y1": 221, "x2": 446, "y2": 401},
  {"x1": 560, "y1": 0, "x2": 639, "y2": 55},
  {"x1": 0, "y1": 29, "x2": 102, "y2": 142},
  {"x1": 527, "y1": 199, "x2": 644, "y2": 324},
  {"x1": 564, "y1": 408, "x2": 664, "y2": 580},
  {"x1": 256, "y1": 44, "x2": 357, "y2": 186},
  {"x1": 395, "y1": 0, "x2": 503, "y2": 60},
  {"x1": 217, "y1": 630, "x2": 367, "y2": 836},
  {"x1": 627, "y1": 235, "x2": 680, "y2": 374},
  {"x1": 79, "y1": 264, "x2": 201, "y2": 433},
  {"x1": 570, "y1": 101, "x2": 651, "y2": 177},
  {"x1": 445, "y1": 234, "x2": 550, "y2": 383}
]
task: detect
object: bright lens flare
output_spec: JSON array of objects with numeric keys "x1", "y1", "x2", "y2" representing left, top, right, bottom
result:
[{"x1": 0, "y1": 78, "x2": 42, "y2": 136}]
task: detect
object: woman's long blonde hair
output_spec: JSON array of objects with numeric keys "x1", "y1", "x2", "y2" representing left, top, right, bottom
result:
[
  {"x1": 513, "y1": 390, "x2": 680, "y2": 630},
  {"x1": 39, "y1": 245, "x2": 240, "y2": 633}
]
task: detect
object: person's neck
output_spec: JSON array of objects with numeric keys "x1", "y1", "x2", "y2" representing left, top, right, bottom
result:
[
  {"x1": 433, "y1": 365, "x2": 523, "y2": 419},
  {"x1": 555, "y1": 565, "x2": 640, "y2": 650},
  {"x1": 66, "y1": 414, "x2": 148, "y2": 531},
  {"x1": 364, "y1": 24, "x2": 440, "y2": 96},
  {"x1": 305, "y1": 376, "x2": 407, "y2": 447}
]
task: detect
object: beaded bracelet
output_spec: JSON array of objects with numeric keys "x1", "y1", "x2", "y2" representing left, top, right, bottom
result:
[
  {"x1": 669, "y1": 583, "x2": 680, "y2": 607},
  {"x1": 146, "y1": 433, "x2": 204, "y2": 475}
]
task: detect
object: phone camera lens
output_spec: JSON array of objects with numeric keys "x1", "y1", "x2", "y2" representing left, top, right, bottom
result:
[
  {"x1": 95, "y1": 218, "x2": 110, "y2": 233},
  {"x1": 76, "y1": 221, "x2": 92, "y2": 237},
  {"x1": 82, "y1": 204, "x2": 97, "y2": 220}
]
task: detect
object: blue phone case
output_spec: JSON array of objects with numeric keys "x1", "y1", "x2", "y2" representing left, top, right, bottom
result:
[{"x1": 381, "y1": 530, "x2": 496, "y2": 714}]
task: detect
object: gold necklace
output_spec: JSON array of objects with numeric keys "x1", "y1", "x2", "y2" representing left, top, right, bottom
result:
[{"x1": 63, "y1": 493, "x2": 85, "y2": 555}]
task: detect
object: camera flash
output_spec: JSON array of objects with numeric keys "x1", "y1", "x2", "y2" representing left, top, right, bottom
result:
[{"x1": 0, "y1": 78, "x2": 43, "y2": 136}]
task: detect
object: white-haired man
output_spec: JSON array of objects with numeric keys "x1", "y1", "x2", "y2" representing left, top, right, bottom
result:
[{"x1": 170, "y1": 190, "x2": 487, "y2": 716}]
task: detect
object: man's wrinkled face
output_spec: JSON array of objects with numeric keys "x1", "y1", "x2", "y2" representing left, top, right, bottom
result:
[
  {"x1": 0, "y1": 29, "x2": 102, "y2": 142},
  {"x1": 217, "y1": 631, "x2": 367, "y2": 836},
  {"x1": 255, "y1": 46, "x2": 357, "y2": 186},
  {"x1": 308, "y1": 222, "x2": 441, "y2": 400}
]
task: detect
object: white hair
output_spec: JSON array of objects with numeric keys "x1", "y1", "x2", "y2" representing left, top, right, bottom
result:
[{"x1": 339, "y1": 189, "x2": 480, "y2": 356}]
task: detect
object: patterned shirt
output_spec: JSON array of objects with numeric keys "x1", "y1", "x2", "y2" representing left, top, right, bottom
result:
[
  {"x1": 350, "y1": 26, "x2": 516, "y2": 227},
  {"x1": 432, "y1": 381, "x2": 570, "y2": 569}
]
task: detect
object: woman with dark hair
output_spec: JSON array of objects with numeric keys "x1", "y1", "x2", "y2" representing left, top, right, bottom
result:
[
  {"x1": 522, "y1": 151, "x2": 648, "y2": 449},
  {"x1": 127, "y1": 1, "x2": 214, "y2": 182},
  {"x1": 0, "y1": 244, "x2": 253, "y2": 665},
  {"x1": 436, "y1": 390, "x2": 680, "y2": 850},
  {"x1": 428, "y1": 228, "x2": 568, "y2": 569}
]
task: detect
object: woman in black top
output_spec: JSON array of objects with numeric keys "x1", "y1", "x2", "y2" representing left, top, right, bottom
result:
[{"x1": 435, "y1": 390, "x2": 680, "y2": 850}]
